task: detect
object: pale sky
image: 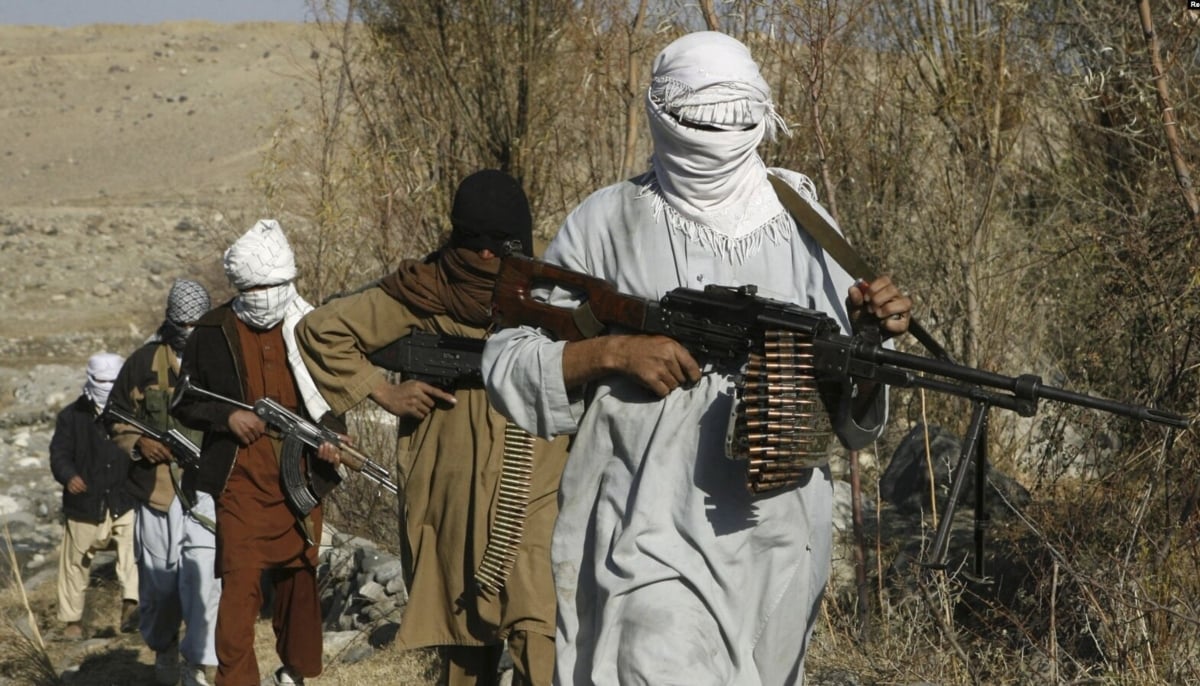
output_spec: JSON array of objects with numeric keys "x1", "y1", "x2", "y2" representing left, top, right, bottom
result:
[{"x1": 0, "y1": 0, "x2": 318, "y2": 26}]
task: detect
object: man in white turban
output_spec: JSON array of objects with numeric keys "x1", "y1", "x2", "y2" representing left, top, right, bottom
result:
[
  {"x1": 172, "y1": 220, "x2": 341, "y2": 686},
  {"x1": 483, "y1": 32, "x2": 911, "y2": 685},
  {"x1": 51, "y1": 352, "x2": 138, "y2": 641}
]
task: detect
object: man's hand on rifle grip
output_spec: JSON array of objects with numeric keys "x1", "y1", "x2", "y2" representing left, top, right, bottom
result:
[
  {"x1": 370, "y1": 378, "x2": 457, "y2": 421},
  {"x1": 136, "y1": 435, "x2": 174, "y2": 464},
  {"x1": 563, "y1": 334, "x2": 701, "y2": 398},
  {"x1": 848, "y1": 276, "x2": 912, "y2": 339},
  {"x1": 228, "y1": 409, "x2": 267, "y2": 446}
]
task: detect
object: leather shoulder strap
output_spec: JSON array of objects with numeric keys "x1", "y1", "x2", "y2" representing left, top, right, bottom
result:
[{"x1": 767, "y1": 173, "x2": 952, "y2": 362}]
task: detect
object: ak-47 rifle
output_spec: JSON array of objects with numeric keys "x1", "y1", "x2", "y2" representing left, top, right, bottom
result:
[
  {"x1": 103, "y1": 405, "x2": 216, "y2": 533},
  {"x1": 103, "y1": 406, "x2": 201, "y2": 470},
  {"x1": 367, "y1": 329, "x2": 484, "y2": 391},
  {"x1": 171, "y1": 375, "x2": 399, "y2": 518},
  {"x1": 492, "y1": 255, "x2": 1193, "y2": 573}
]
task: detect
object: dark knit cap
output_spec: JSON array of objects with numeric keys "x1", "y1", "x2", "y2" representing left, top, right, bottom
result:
[{"x1": 449, "y1": 170, "x2": 533, "y2": 257}]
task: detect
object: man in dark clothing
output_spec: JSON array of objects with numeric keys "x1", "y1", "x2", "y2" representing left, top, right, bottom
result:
[
  {"x1": 171, "y1": 219, "x2": 341, "y2": 686},
  {"x1": 297, "y1": 170, "x2": 568, "y2": 686},
  {"x1": 108, "y1": 278, "x2": 219, "y2": 686},
  {"x1": 51, "y1": 352, "x2": 138, "y2": 640}
]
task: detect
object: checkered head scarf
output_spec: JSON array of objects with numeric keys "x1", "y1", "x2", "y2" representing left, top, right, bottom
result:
[
  {"x1": 645, "y1": 31, "x2": 794, "y2": 259},
  {"x1": 165, "y1": 279, "x2": 211, "y2": 325},
  {"x1": 159, "y1": 279, "x2": 210, "y2": 353}
]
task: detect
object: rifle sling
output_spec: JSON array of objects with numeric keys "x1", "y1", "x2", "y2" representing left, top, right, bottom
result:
[
  {"x1": 571, "y1": 302, "x2": 606, "y2": 339},
  {"x1": 167, "y1": 464, "x2": 216, "y2": 534},
  {"x1": 767, "y1": 173, "x2": 952, "y2": 362}
]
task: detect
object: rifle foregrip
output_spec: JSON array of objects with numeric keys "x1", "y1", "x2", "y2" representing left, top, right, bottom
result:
[{"x1": 336, "y1": 442, "x2": 399, "y2": 493}]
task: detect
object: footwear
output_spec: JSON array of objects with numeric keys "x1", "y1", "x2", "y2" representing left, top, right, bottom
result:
[
  {"x1": 62, "y1": 622, "x2": 83, "y2": 640},
  {"x1": 119, "y1": 599, "x2": 139, "y2": 633},
  {"x1": 155, "y1": 644, "x2": 181, "y2": 686},
  {"x1": 272, "y1": 666, "x2": 304, "y2": 685},
  {"x1": 181, "y1": 660, "x2": 210, "y2": 686}
]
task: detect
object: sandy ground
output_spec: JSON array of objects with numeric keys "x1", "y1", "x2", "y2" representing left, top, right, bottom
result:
[{"x1": 0, "y1": 20, "x2": 320, "y2": 367}]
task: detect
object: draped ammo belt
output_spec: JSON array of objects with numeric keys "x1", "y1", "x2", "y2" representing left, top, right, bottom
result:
[{"x1": 474, "y1": 422, "x2": 535, "y2": 595}]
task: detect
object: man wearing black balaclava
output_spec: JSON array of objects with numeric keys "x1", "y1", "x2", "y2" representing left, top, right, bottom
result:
[{"x1": 296, "y1": 170, "x2": 569, "y2": 686}]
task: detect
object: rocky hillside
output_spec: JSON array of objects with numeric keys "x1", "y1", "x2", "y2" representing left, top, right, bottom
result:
[{"x1": 0, "y1": 21, "x2": 320, "y2": 371}]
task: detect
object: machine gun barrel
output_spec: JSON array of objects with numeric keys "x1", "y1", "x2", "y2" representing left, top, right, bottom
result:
[{"x1": 810, "y1": 337, "x2": 1191, "y2": 429}]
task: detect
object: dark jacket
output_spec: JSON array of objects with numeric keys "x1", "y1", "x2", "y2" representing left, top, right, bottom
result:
[
  {"x1": 107, "y1": 341, "x2": 193, "y2": 506},
  {"x1": 171, "y1": 302, "x2": 340, "y2": 498},
  {"x1": 49, "y1": 395, "x2": 137, "y2": 523}
]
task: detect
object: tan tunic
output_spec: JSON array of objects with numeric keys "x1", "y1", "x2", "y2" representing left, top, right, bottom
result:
[{"x1": 297, "y1": 287, "x2": 567, "y2": 649}]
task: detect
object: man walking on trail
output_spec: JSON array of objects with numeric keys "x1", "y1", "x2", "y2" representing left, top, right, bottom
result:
[
  {"x1": 297, "y1": 170, "x2": 568, "y2": 685},
  {"x1": 172, "y1": 219, "x2": 341, "y2": 686},
  {"x1": 108, "y1": 278, "x2": 220, "y2": 686},
  {"x1": 51, "y1": 352, "x2": 138, "y2": 641},
  {"x1": 482, "y1": 31, "x2": 912, "y2": 685}
]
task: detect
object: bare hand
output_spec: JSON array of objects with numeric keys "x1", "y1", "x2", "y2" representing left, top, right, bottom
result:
[
  {"x1": 315, "y1": 440, "x2": 344, "y2": 467},
  {"x1": 227, "y1": 409, "x2": 267, "y2": 446},
  {"x1": 67, "y1": 475, "x2": 87, "y2": 494},
  {"x1": 847, "y1": 276, "x2": 912, "y2": 338},
  {"x1": 136, "y1": 436, "x2": 174, "y2": 464},
  {"x1": 614, "y1": 335, "x2": 702, "y2": 397},
  {"x1": 370, "y1": 379, "x2": 457, "y2": 421}
]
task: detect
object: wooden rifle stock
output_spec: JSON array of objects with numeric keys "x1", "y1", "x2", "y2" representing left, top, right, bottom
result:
[{"x1": 492, "y1": 255, "x2": 657, "y2": 340}]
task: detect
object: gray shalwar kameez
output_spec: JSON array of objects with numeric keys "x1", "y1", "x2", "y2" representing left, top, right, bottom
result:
[{"x1": 483, "y1": 170, "x2": 888, "y2": 686}]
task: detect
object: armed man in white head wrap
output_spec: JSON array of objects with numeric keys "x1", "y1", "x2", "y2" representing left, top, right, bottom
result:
[
  {"x1": 107, "y1": 278, "x2": 218, "y2": 686},
  {"x1": 171, "y1": 219, "x2": 343, "y2": 686},
  {"x1": 483, "y1": 31, "x2": 911, "y2": 684},
  {"x1": 51, "y1": 352, "x2": 138, "y2": 642}
]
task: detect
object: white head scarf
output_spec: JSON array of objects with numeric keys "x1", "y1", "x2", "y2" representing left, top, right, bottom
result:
[
  {"x1": 224, "y1": 219, "x2": 297, "y2": 291},
  {"x1": 645, "y1": 31, "x2": 796, "y2": 261},
  {"x1": 225, "y1": 219, "x2": 300, "y2": 330},
  {"x1": 222, "y1": 219, "x2": 332, "y2": 421},
  {"x1": 83, "y1": 352, "x2": 124, "y2": 412}
]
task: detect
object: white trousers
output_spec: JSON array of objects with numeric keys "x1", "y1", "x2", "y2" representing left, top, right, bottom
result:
[
  {"x1": 57, "y1": 509, "x2": 137, "y2": 622},
  {"x1": 135, "y1": 494, "x2": 222, "y2": 665}
]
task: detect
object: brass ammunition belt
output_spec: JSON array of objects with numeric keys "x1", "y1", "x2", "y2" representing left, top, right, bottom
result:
[
  {"x1": 726, "y1": 329, "x2": 833, "y2": 495},
  {"x1": 474, "y1": 422, "x2": 536, "y2": 595}
]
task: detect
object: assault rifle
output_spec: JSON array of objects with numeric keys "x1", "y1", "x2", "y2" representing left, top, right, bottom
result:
[
  {"x1": 171, "y1": 375, "x2": 399, "y2": 517},
  {"x1": 103, "y1": 406, "x2": 201, "y2": 471},
  {"x1": 492, "y1": 255, "x2": 1193, "y2": 573},
  {"x1": 367, "y1": 329, "x2": 484, "y2": 391},
  {"x1": 103, "y1": 405, "x2": 216, "y2": 533}
]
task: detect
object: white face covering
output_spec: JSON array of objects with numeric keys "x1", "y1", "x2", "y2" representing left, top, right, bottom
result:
[
  {"x1": 232, "y1": 282, "x2": 297, "y2": 330},
  {"x1": 645, "y1": 32, "x2": 788, "y2": 243},
  {"x1": 83, "y1": 352, "x2": 124, "y2": 412}
]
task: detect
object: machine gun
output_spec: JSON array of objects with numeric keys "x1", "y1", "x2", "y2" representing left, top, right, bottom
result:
[
  {"x1": 367, "y1": 329, "x2": 484, "y2": 391},
  {"x1": 171, "y1": 375, "x2": 398, "y2": 517},
  {"x1": 492, "y1": 255, "x2": 1193, "y2": 574},
  {"x1": 103, "y1": 406, "x2": 201, "y2": 471}
]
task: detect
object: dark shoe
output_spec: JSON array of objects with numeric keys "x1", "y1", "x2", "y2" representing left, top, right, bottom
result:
[
  {"x1": 62, "y1": 622, "x2": 83, "y2": 640},
  {"x1": 119, "y1": 599, "x2": 139, "y2": 633}
]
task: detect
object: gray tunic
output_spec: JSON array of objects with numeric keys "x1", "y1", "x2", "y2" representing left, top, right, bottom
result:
[{"x1": 483, "y1": 170, "x2": 887, "y2": 685}]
